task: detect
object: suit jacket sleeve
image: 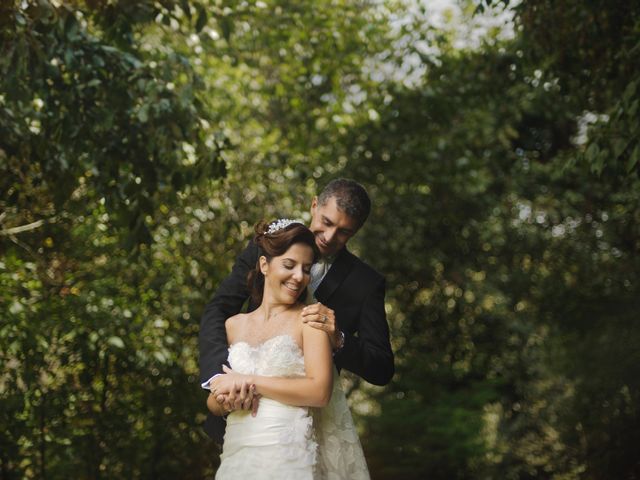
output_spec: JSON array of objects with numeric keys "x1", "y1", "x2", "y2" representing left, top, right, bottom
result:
[
  {"x1": 198, "y1": 240, "x2": 257, "y2": 384},
  {"x1": 334, "y1": 277, "x2": 394, "y2": 386}
]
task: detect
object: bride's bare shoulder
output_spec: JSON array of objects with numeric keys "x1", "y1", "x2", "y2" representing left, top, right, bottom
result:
[
  {"x1": 225, "y1": 312, "x2": 252, "y2": 343},
  {"x1": 225, "y1": 312, "x2": 250, "y2": 324},
  {"x1": 284, "y1": 304, "x2": 306, "y2": 340}
]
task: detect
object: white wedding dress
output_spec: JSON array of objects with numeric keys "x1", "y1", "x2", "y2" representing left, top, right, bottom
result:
[{"x1": 215, "y1": 334, "x2": 370, "y2": 480}]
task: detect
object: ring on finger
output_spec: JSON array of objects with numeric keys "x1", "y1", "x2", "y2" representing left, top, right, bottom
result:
[{"x1": 322, "y1": 314, "x2": 328, "y2": 323}]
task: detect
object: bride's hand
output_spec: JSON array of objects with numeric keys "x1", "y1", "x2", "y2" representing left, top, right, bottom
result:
[
  {"x1": 215, "y1": 366, "x2": 256, "y2": 413},
  {"x1": 210, "y1": 368, "x2": 235, "y2": 396}
]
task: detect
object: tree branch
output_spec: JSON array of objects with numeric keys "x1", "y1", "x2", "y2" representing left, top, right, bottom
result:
[{"x1": 0, "y1": 218, "x2": 57, "y2": 236}]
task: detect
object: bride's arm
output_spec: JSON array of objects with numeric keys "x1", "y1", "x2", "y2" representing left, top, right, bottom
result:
[
  {"x1": 212, "y1": 325, "x2": 333, "y2": 408},
  {"x1": 205, "y1": 314, "x2": 255, "y2": 416},
  {"x1": 206, "y1": 379, "x2": 254, "y2": 416}
]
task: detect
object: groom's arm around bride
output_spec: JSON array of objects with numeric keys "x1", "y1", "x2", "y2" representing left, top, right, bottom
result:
[{"x1": 198, "y1": 178, "x2": 394, "y2": 443}]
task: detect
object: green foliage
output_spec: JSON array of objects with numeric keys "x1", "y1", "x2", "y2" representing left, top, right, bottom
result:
[
  {"x1": 340, "y1": 2, "x2": 640, "y2": 478},
  {"x1": 1, "y1": 0, "x2": 639, "y2": 478},
  {"x1": 481, "y1": 0, "x2": 640, "y2": 178},
  {"x1": 0, "y1": 0, "x2": 224, "y2": 245},
  {"x1": 0, "y1": 0, "x2": 394, "y2": 477},
  {"x1": 0, "y1": 0, "x2": 224, "y2": 477}
]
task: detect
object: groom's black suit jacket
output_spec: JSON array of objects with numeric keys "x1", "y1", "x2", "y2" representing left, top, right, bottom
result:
[{"x1": 199, "y1": 239, "x2": 395, "y2": 444}]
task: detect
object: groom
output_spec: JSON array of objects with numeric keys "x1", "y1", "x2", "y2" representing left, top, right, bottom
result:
[{"x1": 199, "y1": 178, "x2": 394, "y2": 444}]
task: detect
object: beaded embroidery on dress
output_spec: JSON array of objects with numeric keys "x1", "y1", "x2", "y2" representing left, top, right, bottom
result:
[
  {"x1": 215, "y1": 335, "x2": 316, "y2": 480},
  {"x1": 214, "y1": 334, "x2": 370, "y2": 480}
]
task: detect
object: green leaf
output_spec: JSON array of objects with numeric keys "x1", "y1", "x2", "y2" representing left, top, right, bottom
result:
[
  {"x1": 195, "y1": 4, "x2": 208, "y2": 33},
  {"x1": 180, "y1": 0, "x2": 192, "y2": 20},
  {"x1": 627, "y1": 144, "x2": 639, "y2": 173},
  {"x1": 623, "y1": 80, "x2": 637, "y2": 102},
  {"x1": 122, "y1": 52, "x2": 142, "y2": 68},
  {"x1": 612, "y1": 138, "x2": 628, "y2": 158},
  {"x1": 107, "y1": 336, "x2": 125, "y2": 349},
  {"x1": 585, "y1": 142, "x2": 600, "y2": 163},
  {"x1": 153, "y1": 351, "x2": 167, "y2": 363},
  {"x1": 219, "y1": 16, "x2": 234, "y2": 41},
  {"x1": 64, "y1": 12, "x2": 79, "y2": 41},
  {"x1": 628, "y1": 99, "x2": 638, "y2": 118},
  {"x1": 137, "y1": 104, "x2": 149, "y2": 123}
]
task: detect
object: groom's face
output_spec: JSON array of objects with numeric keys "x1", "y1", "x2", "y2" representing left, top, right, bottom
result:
[{"x1": 309, "y1": 196, "x2": 359, "y2": 258}]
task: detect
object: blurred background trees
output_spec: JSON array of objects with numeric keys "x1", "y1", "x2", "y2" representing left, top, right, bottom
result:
[{"x1": 1, "y1": 0, "x2": 638, "y2": 478}]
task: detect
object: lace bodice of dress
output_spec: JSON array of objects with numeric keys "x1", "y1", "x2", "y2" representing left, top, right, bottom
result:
[
  {"x1": 228, "y1": 334, "x2": 305, "y2": 377},
  {"x1": 220, "y1": 333, "x2": 370, "y2": 480},
  {"x1": 217, "y1": 334, "x2": 316, "y2": 480}
]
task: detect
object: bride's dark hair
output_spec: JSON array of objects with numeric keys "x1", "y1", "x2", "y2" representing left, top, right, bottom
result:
[{"x1": 247, "y1": 220, "x2": 319, "y2": 305}]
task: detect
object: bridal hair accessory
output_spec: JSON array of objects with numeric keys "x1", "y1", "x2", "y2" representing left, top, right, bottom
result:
[{"x1": 266, "y1": 218, "x2": 304, "y2": 235}]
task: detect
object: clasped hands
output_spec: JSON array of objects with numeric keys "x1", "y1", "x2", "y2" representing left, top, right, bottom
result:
[
  {"x1": 207, "y1": 302, "x2": 339, "y2": 416},
  {"x1": 208, "y1": 365, "x2": 259, "y2": 416}
]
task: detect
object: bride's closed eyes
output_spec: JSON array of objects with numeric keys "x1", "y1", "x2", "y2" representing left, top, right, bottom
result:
[{"x1": 282, "y1": 259, "x2": 312, "y2": 275}]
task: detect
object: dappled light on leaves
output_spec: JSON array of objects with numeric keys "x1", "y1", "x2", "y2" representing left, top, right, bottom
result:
[{"x1": 2, "y1": 0, "x2": 639, "y2": 478}]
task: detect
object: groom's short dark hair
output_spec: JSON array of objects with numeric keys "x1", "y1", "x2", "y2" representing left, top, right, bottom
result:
[{"x1": 318, "y1": 178, "x2": 371, "y2": 228}]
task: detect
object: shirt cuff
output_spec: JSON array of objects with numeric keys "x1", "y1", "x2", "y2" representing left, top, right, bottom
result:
[
  {"x1": 332, "y1": 330, "x2": 346, "y2": 355},
  {"x1": 201, "y1": 373, "x2": 222, "y2": 390}
]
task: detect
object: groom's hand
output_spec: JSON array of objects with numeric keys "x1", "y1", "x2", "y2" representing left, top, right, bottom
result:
[
  {"x1": 302, "y1": 303, "x2": 340, "y2": 347},
  {"x1": 251, "y1": 388, "x2": 261, "y2": 417}
]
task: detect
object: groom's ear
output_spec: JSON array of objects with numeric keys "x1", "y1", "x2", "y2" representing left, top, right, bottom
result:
[{"x1": 310, "y1": 196, "x2": 318, "y2": 211}]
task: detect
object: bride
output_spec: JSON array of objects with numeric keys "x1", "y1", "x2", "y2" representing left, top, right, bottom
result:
[{"x1": 208, "y1": 219, "x2": 369, "y2": 479}]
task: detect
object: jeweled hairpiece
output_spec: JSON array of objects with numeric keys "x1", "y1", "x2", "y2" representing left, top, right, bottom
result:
[{"x1": 266, "y1": 218, "x2": 304, "y2": 235}]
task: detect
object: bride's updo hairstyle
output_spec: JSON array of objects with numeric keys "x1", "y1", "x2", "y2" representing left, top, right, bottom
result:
[{"x1": 247, "y1": 219, "x2": 319, "y2": 305}]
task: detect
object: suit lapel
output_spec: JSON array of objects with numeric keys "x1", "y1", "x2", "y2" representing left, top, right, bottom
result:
[{"x1": 315, "y1": 247, "x2": 356, "y2": 303}]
